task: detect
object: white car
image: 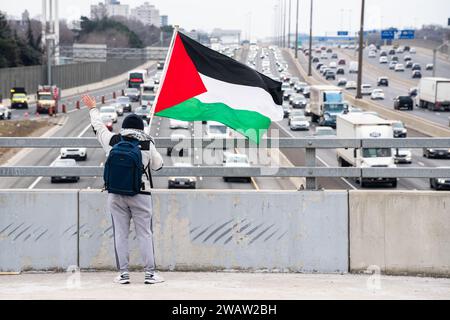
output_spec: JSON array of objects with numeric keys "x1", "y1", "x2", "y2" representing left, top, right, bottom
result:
[
  {"x1": 60, "y1": 147, "x2": 87, "y2": 161},
  {"x1": 141, "y1": 93, "x2": 155, "y2": 107},
  {"x1": 112, "y1": 103, "x2": 123, "y2": 116},
  {"x1": 371, "y1": 89, "x2": 385, "y2": 100},
  {"x1": 0, "y1": 105, "x2": 12, "y2": 120},
  {"x1": 393, "y1": 148, "x2": 412, "y2": 164},
  {"x1": 313, "y1": 126, "x2": 335, "y2": 136},
  {"x1": 168, "y1": 163, "x2": 197, "y2": 189},
  {"x1": 368, "y1": 51, "x2": 377, "y2": 58},
  {"x1": 389, "y1": 61, "x2": 397, "y2": 70},
  {"x1": 395, "y1": 64, "x2": 405, "y2": 72},
  {"x1": 345, "y1": 81, "x2": 357, "y2": 90},
  {"x1": 361, "y1": 84, "x2": 373, "y2": 95},
  {"x1": 379, "y1": 56, "x2": 388, "y2": 64},
  {"x1": 320, "y1": 52, "x2": 328, "y2": 59},
  {"x1": 223, "y1": 152, "x2": 251, "y2": 182},
  {"x1": 328, "y1": 62, "x2": 337, "y2": 69},
  {"x1": 289, "y1": 115, "x2": 310, "y2": 131},
  {"x1": 409, "y1": 48, "x2": 416, "y2": 54},
  {"x1": 100, "y1": 106, "x2": 118, "y2": 123},
  {"x1": 426, "y1": 63, "x2": 434, "y2": 71},
  {"x1": 169, "y1": 118, "x2": 189, "y2": 129}
]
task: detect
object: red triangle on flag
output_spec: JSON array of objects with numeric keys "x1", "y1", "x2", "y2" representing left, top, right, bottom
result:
[{"x1": 154, "y1": 34, "x2": 207, "y2": 113}]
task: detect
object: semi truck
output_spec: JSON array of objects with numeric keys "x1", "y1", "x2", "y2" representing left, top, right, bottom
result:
[
  {"x1": 417, "y1": 77, "x2": 450, "y2": 111},
  {"x1": 336, "y1": 113, "x2": 398, "y2": 188},
  {"x1": 309, "y1": 85, "x2": 348, "y2": 128},
  {"x1": 36, "y1": 85, "x2": 59, "y2": 114}
]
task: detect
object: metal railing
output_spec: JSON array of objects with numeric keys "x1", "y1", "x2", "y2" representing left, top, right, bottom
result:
[{"x1": 1, "y1": 137, "x2": 450, "y2": 190}]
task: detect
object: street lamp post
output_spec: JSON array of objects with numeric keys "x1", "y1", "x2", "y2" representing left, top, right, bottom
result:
[
  {"x1": 356, "y1": 0, "x2": 365, "y2": 99},
  {"x1": 288, "y1": 0, "x2": 291, "y2": 49},
  {"x1": 308, "y1": 0, "x2": 313, "y2": 76},
  {"x1": 295, "y1": 0, "x2": 299, "y2": 58}
]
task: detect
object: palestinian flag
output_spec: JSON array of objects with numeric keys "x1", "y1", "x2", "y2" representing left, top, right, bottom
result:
[{"x1": 154, "y1": 31, "x2": 283, "y2": 143}]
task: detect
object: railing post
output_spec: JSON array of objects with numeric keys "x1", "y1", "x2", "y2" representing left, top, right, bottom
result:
[{"x1": 305, "y1": 142, "x2": 316, "y2": 190}]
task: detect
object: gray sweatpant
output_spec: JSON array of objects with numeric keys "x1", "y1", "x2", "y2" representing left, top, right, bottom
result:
[{"x1": 107, "y1": 193, "x2": 155, "y2": 273}]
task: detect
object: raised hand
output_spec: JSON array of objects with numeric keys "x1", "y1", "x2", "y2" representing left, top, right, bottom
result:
[{"x1": 82, "y1": 95, "x2": 97, "y2": 110}]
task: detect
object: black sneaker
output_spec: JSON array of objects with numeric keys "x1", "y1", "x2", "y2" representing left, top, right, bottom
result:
[
  {"x1": 144, "y1": 272, "x2": 164, "y2": 284},
  {"x1": 114, "y1": 272, "x2": 130, "y2": 284}
]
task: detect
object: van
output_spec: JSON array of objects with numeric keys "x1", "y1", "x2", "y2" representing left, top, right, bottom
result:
[{"x1": 349, "y1": 61, "x2": 359, "y2": 74}]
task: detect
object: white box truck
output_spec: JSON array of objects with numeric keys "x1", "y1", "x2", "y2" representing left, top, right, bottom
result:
[
  {"x1": 417, "y1": 77, "x2": 450, "y2": 111},
  {"x1": 336, "y1": 113, "x2": 398, "y2": 188},
  {"x1": 349, "y1": 61, "x2": 359, "y2": 74},
  {"x1": 309, "y1": 85, "x2": 348, "y2": 127}
]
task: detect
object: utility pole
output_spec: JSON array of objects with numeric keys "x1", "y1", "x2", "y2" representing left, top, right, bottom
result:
[
  {"x1": 287, "y1": 0, "x2": 291, "y2": 49},
  {"x1": 295, "y1": 0, "x2": 299, "y2": 58},
  {"x1": 356, "y1": 0, "x2": 365, "y2": 99},
  {"x1": 308, "y1": 0, "x2": 313, "y2": 76},
  {"x1": 282, "y1": 0, "x2": 286, "y2": 48}
]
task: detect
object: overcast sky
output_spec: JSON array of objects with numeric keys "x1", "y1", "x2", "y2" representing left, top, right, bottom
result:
[{"x1": 3, "y1": 0, "x2": 449, "y2": 40}]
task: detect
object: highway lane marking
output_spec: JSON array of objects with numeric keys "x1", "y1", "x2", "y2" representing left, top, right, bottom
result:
[{"x1": 418, "y1": 161, "x2": 425, "y2": 167}]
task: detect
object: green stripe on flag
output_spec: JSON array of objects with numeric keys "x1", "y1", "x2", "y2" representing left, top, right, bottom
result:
[{"x1": 156, "y1": 98, "x2": 271, "y2": 144}]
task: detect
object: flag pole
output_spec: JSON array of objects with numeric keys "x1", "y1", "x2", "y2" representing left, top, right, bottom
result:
[{"x1": 148, "y1": 25, "x2": 179, "y2": 130}]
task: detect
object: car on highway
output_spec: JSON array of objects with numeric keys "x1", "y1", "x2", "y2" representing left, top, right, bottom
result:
[
  {"x1": 430, "y1": 170, "x2": 450, "y2": 190},
  {"x1": 0, "y1": 105, "x2": 12, "y2": 120},
  {"x1": 349, "y1": 61, "x2": 358, "y2": 73},
  {"x1": 50, "y1": 159, "x2": 80, "y2": 183},
  {"x1": 281, "y1": 82, "x2": 291, "y2": 92},
  {"x1": 392, "y1": 121, "x2": 407, "y2": 138},
  {"x1": 134, "y1": 105, "x2": 151, "y2": 123},
  {"x1": 405, "y1": 61, "x2": 413, "y2": 69},
  {"x1": 388, "y1": 49, "x2": 396, "y2": 55},
  {"x1": 338, "y1": 59, "x2": 346, "y2": 65},
  {"x1": 283, "y1": 89, "x2": 296, "y2": 101},
  {"x1": 124, "y1": 88, "x2": 140, "y2": 102},
  {"x1": 426, "y1": 63, "x2": 434, "y2": 71},
  {"x1": 112, "y1": 103, "x2": 124, "y2": 116},
  {"x1": 325, "y1": 70, "x2": 336, "y2": 80},
  {"x1": 336, "y1": 67, "x2": 345, "y2": 75},
  {"x1": 395, "y1": 64, "x2": 405, "y2": 72},
  {"x1": 223, "y1": 152, "x2": 251, "y2": 183},
  {"x1": 412, "y1": 63, "x2": 422, "y2": 71},
  {"x1": 302, "y1": 86, "x2": 310, "y2": 98},
  {"x1": 141, "y1": 93, "x2": 156, "y2": 107},
  {"x1": 345, "y1": 81, "x2": 357, "y2": 90},
  {"x1": 394, "y1": 96, "x2": 414, "y2": 111},
  {"x1": 316, "y1": 63, "x2": 324, "y2": 70},
  {"x1": 396, "y1": 47, "x2": 404, "y2": 54},
  {"x1": 404, "y1": 55, "x2": 412, "y2": 62},
  {"x1": 294, "y1": 82, "x2": 308, "y2": 93},
  {"x1": 313, "y1": 126, "x2": 335, "y2": 136},
  {"x1": 320, "y1": 52, "x2": 328, "y2": 59},
  {"x1": 331, "y1": 53, "x2": 338, "y2": 59},
  {"x1": 392, "y1": 56, "x2": 399, "y2": 62},
  {"x1": 288, "y1": 109, "x2": 305, "y2": 125},
  {"x1": 312, "y1": 57, "x2": 319, "y2": 63},
  {"x1": 412, "y1": 70, "x2": 422, "y2": 79},
  {"x1": 326, "y1": 48, "x2": 332, "y2": 53},
  {"x1": 282, "y1": 102, "x2": 291, "y2": 118},
  {"x1": 410, "y1": 48, "x2": 416, "y2": 54},
  {"x1": 291, "y1": 95, "x2": 307, "y2": 109},
  {"x1": 368, "y1": 51, "x2": 376, "y2": 58},
  {"x1": 169, "y1": 118, "x2": 189, "y2": 129},
  {"x1": 289, "y1": 77, "x2": 300, "y2": 86},
  {"x1": 116, "y1": 96, "x2": 132, "y2": 112},
  {"x1": 337, "y1": 78, "x2": 347, "y2": 86},
  {"x1": 101, "y1": 115, "x2": 113, "y2": 131},
  {"x1": 168, "y1": 163, "x2": 197, "y2": 189},
  {"x1": 289, "y1": 115, "x2": 310, "y2": 131},
  {"x1": 319, "y1": 65, "x2": 328, "y2": 74},
  {"x1": 393, "y1": 148, "x2": 412, "y2": 164},
  {"x1": 371, "y1": 89, "x2": 385, "y2": 100},
  {"x1": 389, "y1": 61, "x2": 397, "y2": 70},
  {"x1": 379, "y1": 50, "x2": 387, "y2": 57},
  {"x1": 157, "y1": 61, "x2": 165, "y2": 70},
  {"x1": 60, "y1": 147, "x2": 87, "y2": 161},
  {"x1": 377, "y1": 77, "x2": 389, "y2": 86},
  {"x1": 100, "y1": 106, "x2": 118, "y2": 123},
  {"x1": 423, "y1": 148, "x2": 450, "y2": 159},
  {"x1": 10, "y1": 92, "x2": 29, "y2": 109},
  {"x1": 361, "y1": 84, "x2": 373, "y2": 95},
  {"x1": 328, "y1": 62, "x2": 337, "y2": 69},
  {"x1": 379, "y1": 56, "x2": 388, "y2": 64}
]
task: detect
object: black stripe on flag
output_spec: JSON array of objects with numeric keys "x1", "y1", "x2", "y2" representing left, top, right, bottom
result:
[{"x1": 178, "y1": 32, "x2": 283, "y2": 106}]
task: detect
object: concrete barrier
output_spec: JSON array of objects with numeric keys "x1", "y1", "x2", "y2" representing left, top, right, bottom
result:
[
  {"x1": 0, "y1": 190, "x2": 78, "y2": 272},
  {"x1": 349, "y1": 190, "x2": 450, "y2": 277}
]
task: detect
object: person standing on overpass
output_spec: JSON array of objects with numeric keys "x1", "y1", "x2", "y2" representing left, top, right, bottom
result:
[{"x1": 82, "y1": 95, "x2": 164, "y2": 285}]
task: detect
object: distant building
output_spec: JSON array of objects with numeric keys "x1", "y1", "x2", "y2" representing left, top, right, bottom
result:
[
  {"x1": 160, "y1": 15, "x2": 168, "y2": 27},
  {"x1": 130, "y1": 2, "x2": 160, "y2": 27},
  {"x1": 90, "y1": 1, "x2": 129, "y2": 20},
  {"x1": 210, "y1": 28, "x2": 241, "y2": 45}
]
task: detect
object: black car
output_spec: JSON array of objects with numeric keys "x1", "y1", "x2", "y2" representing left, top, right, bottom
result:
[
  {"x1": 389, "y1": 49, "x2": 396, "y2": 55},
  {"x1": 291, "y1": 96, "x2": 307, "y2": 109},
  {"x1": 325, "y1": 70, "x2": 336, "y2": 80},
  {"x1": 394, "y1": 96, "x2": 414, "y2": 110},
  {"x1": 392, "y1": 56, "x2": 399, "y2": 62},
  {"x1": 331, "y1": 53, "x2": 338, "y2": 59},
  {"x1": 312, "y1": 57, "x2": 319, "y2": 63},
  {"x1": 423, "y1": 148, "x2": 450, "y2": 159},
  {"x1": 337, "y1": 78, "x2": 347, "y2": 86},
  {"x1": 412, "y1": 63, "x2": 421, "y2": 71},
  {"x1": 393, "y1": 121, "x2": 407, "y2": 138},
  {"x1": 326, "y1": 48, "x2": 332, "y2": 53},
  {"x1": 405, "y1": 61, "x2": 413, "y2": 68},
  {"x1": 316, "y1": 63, "x2": 324, "y2": 70},
  {"x1": 430, "y1": 177, "x2": 450, "y2": 190},
  {"x1": 157, "y1": 61, "x2": 165, "y2": 70},
  {"x1": 336, "y1": 68, "x2": 345, "y2": 75},
  {"x1": 377, "y1": 77, "x2": 389, "y2": 86},
  {"x1": 412, "y1": 70, "x2": 422, "y2": 79}
]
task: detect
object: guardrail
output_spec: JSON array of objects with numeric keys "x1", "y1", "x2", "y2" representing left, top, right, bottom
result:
[{"x1": 1, "y1": 137, "x2": 450, "y2": 190}]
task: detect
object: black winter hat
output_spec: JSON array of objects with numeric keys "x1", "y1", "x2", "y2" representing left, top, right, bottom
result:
[{"x1": 122, "y1": 114, "x2": 144, "y2": 130}]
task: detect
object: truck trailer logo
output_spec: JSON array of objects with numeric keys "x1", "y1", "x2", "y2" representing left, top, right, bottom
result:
[{"x1": 370, "y1": 132, "x2": 382, "y2": 138}]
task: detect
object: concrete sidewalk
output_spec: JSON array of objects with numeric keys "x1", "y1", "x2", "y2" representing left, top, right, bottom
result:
[{"x1": 0, "y1": 272, "x2": 449, "y2": 300}]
